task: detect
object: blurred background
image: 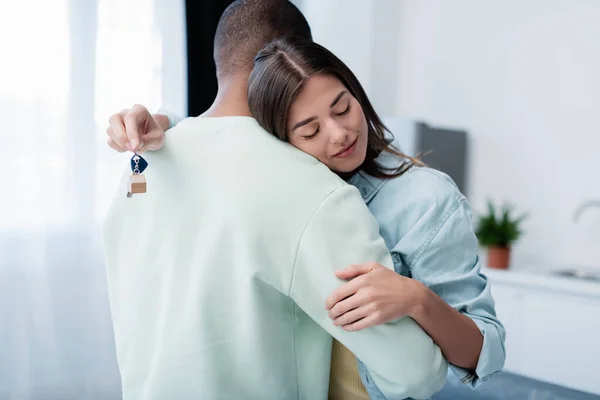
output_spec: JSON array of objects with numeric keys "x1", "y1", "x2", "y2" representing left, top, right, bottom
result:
[{"x1": 0, "y1": 0, "x2": 599, "y2": 399}]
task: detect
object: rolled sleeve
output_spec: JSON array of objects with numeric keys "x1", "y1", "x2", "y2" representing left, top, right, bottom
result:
[
  {"x1": 407, "y1": 197, "x2": 507, "y2": 388},
  {"x1": 450, "y1": 315, "x2": 506, "y2": 387}
]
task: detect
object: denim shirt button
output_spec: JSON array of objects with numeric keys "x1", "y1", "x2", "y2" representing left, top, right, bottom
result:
[
  {"x1": 364, "y1": 374, "x2": 370, "y2": 384},
  {"x1": 360, "y1": 187, "x2": 368, "y2": 198}
]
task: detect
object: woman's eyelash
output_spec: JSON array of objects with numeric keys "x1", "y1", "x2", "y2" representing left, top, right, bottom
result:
[
  {"x1": 335, "y1": 105, "x2": 350, "y2": 116},
  {"x1": 304, "y1": 127, "x2": 319, "y2": 139},
  {"x1": 301, "y1": 104, "x2": 349, "y2": 139}
]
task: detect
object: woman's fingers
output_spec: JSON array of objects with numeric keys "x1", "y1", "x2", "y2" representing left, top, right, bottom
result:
[
  {"x1": 341, "y1": 314, "x2": 380, "y2": 332},
  {"x1": 325, "y1": 278, "x2": 361, "y2": 311},
  {"x1": 107, "y1": 137, "x2": 126, "y2": 153},
  {"x1": 333, "y1": 305, "x2": 371, "y2": 327},
  {"x1": 107, "y1": 109, "x2": 131, "y2": 151}
]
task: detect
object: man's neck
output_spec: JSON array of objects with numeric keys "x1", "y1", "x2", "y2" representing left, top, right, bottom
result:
[{"x1": 202, "y1": 73, "x2": 253, "y2": 118}]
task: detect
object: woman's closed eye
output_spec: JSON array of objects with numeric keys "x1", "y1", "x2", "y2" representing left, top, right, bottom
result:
[
  {"x1": 335, "y1": 104, "x2": 350, "y2": 116},
  {"x1": 302, "y1": 127, "x2": 319, "y2": 140}
]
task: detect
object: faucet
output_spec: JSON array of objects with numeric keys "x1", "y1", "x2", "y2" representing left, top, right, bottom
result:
[{"x1": 573, "y1": 200, "x2": 600, "y2": 222}]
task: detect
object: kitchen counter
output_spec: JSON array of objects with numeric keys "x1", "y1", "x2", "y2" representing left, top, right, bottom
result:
[
  {"x1": 483, "y1": 265, "x2": 600, "y2": 395},
  {"x1": 482, "y1": 266, "x2": 600, "y2": 298}
]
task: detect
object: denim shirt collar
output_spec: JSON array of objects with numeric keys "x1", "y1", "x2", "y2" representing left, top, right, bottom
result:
[{"x1": 347, "y1": 150, "x2": 404, "y2": 203}]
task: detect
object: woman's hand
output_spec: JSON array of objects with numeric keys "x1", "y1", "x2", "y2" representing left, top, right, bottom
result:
[
  {"x1": 106, "y1": 104, "x2": 167, "y2": 153},
  {"x1": 325, "y1": 262, "x2": 425, "y2": 332}
]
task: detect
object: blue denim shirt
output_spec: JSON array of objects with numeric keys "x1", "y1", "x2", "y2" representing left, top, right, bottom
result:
[{"x1": 348, "y1": 147, "x2": 506, "y2": 399}]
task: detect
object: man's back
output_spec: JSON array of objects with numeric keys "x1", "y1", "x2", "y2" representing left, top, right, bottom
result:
[
  {"x1": 103, "y1": 117, "x2": 448, "y2": 400},
  {"x1": 104, "y1": 117, "x2": 347, "y2": 399}
]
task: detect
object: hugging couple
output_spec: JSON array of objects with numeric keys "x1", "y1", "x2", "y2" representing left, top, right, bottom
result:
[{"x1": 103, "y1": 1, "x2": 505, "y2": 399}]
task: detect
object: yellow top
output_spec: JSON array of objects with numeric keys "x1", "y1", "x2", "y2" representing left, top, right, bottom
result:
[{"x1": 328, "y1": 339, "x2": 370, "y2": 400}]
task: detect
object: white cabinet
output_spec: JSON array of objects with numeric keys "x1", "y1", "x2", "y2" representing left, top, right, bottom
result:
[
  {"x1": 489, "y1": 284, "x2": 524, "y2": 371},
  {"x1": 486, "y1": 268, "x2": 600, "y2": 395}
]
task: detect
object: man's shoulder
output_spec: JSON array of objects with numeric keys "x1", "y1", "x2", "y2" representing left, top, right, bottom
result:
[
  {"x1": 167, "y1": 116, "x2": 264, "y2": 138},
  {"x1": 139, "y1": 115, "x2": 352, "y2": 227}
]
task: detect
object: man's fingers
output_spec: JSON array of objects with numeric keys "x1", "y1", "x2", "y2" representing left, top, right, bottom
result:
[{"x1": 107, "y1": 137, "x2": 126, "y2": 153}]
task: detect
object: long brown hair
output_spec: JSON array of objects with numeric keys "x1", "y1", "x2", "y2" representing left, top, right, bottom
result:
[{"x1": 248, "y1": 38, "x2": 422, "y2": 179}]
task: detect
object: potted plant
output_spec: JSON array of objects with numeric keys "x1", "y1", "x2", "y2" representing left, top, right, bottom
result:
[{"x1": 475, "y1": 201, "x2": 526, "y2": 269}]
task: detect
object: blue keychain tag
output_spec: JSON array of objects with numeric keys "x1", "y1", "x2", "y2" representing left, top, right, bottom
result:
[{"x1": 130, "y1": 154, "x2": 148, "y2": 174}]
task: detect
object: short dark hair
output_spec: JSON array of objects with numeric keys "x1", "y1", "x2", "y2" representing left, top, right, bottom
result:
[
  {"x1": 248, "y1": 38, "x2": 422, "y2": 179},
  {"x1": 214, "y1": 0, "x2": 312, "y2": 77}
]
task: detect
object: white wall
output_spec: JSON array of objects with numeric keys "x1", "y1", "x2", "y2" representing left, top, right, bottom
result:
[
  {"x1": 299, "y1": 1, "x2": 374, "y2": 95},
  {"x1": 156, "y1": 0, "x2": 187, "y2": 116},
  {"x1": 301, "y1": 0, "x2": 600, "y2": 272},
  {"x1": 298, "y1": 0, "x2": 399, "y2": 115}
]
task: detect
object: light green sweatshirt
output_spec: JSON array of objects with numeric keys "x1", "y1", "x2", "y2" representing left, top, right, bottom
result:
[{"x1": 103, "y1": 116, "x2": 447, "y2": 400}]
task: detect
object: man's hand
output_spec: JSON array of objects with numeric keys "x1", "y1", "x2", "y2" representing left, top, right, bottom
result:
[
  {"x1": 325, "y1": 262, "x2": 425, "y2": 332},
  {"x1": 106, "y1": 104, "x2": 167, "y2": 153}
]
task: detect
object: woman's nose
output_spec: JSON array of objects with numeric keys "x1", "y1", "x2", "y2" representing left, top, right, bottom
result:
[{"x1": 329, "y1": 122, "x2": 348, "y2": 144}]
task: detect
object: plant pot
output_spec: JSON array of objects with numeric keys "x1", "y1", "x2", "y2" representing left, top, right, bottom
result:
[{"x1": 487, "y1": 246, "x2": 511, "y2": 269}]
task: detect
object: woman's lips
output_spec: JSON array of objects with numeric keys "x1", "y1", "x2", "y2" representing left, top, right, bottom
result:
[{"x1": 333, "y1": 138, "x2": 358, "y2": 158}]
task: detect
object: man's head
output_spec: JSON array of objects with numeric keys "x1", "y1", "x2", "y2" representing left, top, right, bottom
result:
[{"x1": 213, "y1": 0, "x2": 312, "y2": 78}]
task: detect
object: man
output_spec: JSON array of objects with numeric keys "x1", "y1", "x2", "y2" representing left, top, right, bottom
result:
[{"x1": 103, "y1": 1, "x2": 447, "y2": 399}]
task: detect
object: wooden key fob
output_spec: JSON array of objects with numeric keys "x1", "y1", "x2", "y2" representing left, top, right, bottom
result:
[
  {"x1": 127, "y1": 153, "x2": 148, "y2": 198},
  {"x1": 127, "y1": 174, "x2": 146, "y2": 197}
]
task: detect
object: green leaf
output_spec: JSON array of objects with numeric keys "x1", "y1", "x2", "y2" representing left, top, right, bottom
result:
[{"x1": 475, "y1": 201, "x2": 527, "y2": 247}]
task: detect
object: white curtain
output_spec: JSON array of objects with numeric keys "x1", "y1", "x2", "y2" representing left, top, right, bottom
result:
[{"x1": 0, "y1": 0, "x2": 186, "y2": 398}]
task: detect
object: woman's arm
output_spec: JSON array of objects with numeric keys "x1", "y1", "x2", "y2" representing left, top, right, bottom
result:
[
  {"x1": 326, "y1": 196, "x2": 506, "y2": 386},
  {"x1": 153, "y1": 113, "x2": 170, "y2": 131},
  {"x1": 411, "y1": 281, "x2": 483, "y2": 370},
  {"x1": 106, "y1": 106, "x2": 184, "y2": 153},
  {"x1": 326, "y1": 264, "x2": 482, "y2": 370}
]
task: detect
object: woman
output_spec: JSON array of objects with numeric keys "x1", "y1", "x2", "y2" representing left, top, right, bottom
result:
[
  {"x1": 108, "y1": 39, "x2": 505, "y2": 399},
  {"x1": 247, "y1": 38, "x2": 505, "y2": 399}
]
